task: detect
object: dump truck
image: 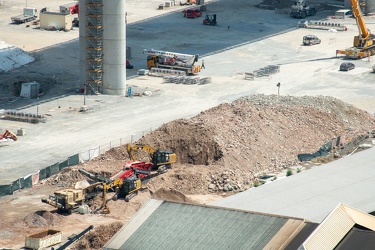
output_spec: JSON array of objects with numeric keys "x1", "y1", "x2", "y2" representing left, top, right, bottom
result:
[
  {"x1": 11, "y1": 8, "x2": 38, "y2": 24},
  {"x1": 143, "y1": 49, "x2": 200, "y2": 75}
]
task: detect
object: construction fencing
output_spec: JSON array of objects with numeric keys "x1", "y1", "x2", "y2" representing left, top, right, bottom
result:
[
  {"x1": 0, "y1": 156, "x2": 78, "y2": 197},
  {"x1": 0, "y1": 131, "x2": 151, "y2": 197}
]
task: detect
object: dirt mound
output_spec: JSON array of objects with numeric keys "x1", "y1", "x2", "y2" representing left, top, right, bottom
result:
[
  {"x1": 152, "y1": 188, "x2": 194, "y2": 203},
  {"x1": 44, "y1": 168, "x2": 87, "y2": 187},
  {"x1": 45, "y1": 95, "x2": 375, "y2": 196},
  {"x1": 139, "y1": 95, "x2": 375, "y2": 171},
  {"x1": 44, "y1": 95, "x2": 375, "y2": 196},
  {"x1": 74, "y1": 222, "x2": 123, "y2": 249},
  {"x1": 18, "y1": 210, "x2": 63, "y2": 228}
]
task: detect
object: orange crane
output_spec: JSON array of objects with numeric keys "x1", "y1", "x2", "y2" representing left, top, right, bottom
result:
[{"x1": 336, "y1": 0, "x2": 375, "y2": 59}]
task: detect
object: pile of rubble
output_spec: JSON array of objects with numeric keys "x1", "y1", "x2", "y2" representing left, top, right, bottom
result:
[
  {"x1": 82, "y1": 94, "x2": 374, "y2": 196},
  {"x1": 49, "y1": 94, "x2": 375, "y2": 197}
]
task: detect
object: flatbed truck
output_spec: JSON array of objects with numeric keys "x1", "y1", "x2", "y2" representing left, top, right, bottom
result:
[{"x1": 11, "y1": 8, "x2": 37, "y2": 24}]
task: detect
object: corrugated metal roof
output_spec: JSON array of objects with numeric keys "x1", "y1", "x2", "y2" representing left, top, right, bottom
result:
[
  {"x1": 212, "y1": 147, "x2": 375, "y2": 223},
  {"x1": 104, "y1": 200, "x2": 297, "y2": 250},
  {"x1": 300, "y1": 204, "x2": 375, "y2": 250},
  {"x1": 304, "y1": 204, "x2": 354, "y2": 250}
]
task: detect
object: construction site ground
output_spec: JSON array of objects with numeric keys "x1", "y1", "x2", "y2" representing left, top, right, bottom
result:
[{"x1": 1, "y1": 0, "x2": 375, "y2": 249}]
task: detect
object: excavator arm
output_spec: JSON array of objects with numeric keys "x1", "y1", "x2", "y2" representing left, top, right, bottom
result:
[
  {"x1": 126, "y1": 143, "x2": 176, "y2": 171},
  {"x1": 127, "y1": 143, "x2": 156, "y2": 161}
]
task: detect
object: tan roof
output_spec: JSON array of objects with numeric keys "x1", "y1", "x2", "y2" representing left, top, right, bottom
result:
[{"x1": 300, "y1": 204, "x2": 375, "y2": 250}]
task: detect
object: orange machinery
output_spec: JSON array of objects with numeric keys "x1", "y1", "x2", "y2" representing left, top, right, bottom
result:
[{"x1": 336, "y1": 0, "x2": 375, "y2": 59}]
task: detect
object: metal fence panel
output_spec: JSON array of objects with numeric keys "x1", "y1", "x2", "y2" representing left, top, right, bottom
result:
[
  {"x1": 0, "y1": 184, "x2": 13, "y2": 196},
  {"x1": 23, "y1": 175, "x2": 32, "y2": 189},
  {"x1": 51, "y1": 163, "x2": 60, "y2": 176},
  {"x1": 69, "y1": 154, "x2": 80, "y2": 166},
  {"x1": 59, "y1": 159, "x2": 69, "y2": 171}
]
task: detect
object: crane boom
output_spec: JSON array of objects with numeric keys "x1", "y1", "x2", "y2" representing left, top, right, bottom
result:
[
  {"x1": 336, "y1": 0, "x2": 375, "y2": 59},
  {"x1": 351, "y1": 0, "x2": 369, "y2": 41}
]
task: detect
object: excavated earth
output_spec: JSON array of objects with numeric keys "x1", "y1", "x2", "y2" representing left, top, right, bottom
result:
[
  {"x1": 1, "y1": 94, "x2": 375, "y2": 249},
  {"x1": 73, "y1": 94, "x2": 374, "y2": 248},
  {"x1": 82, "y1": 94, "x2": 375, "y2": 195}
]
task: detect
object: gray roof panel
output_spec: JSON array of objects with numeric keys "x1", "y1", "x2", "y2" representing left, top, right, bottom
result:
[
  {"x1": 212, "y1": 147, "x2": 375, "y2": 223},
  {"x1": 115, "y1": 201, "x2": 290, "y2": 250}
]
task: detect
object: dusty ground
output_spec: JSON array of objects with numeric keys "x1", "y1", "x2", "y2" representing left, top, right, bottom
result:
[
  {"x1": 1, "y1": 0, "x2": 375, "y2": 249},
  {"x1": 1, "y1": 94, "x2": 374, "y2": 249}
]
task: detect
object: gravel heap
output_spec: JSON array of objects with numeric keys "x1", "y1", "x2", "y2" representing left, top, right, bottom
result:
[
  {"x1": 139, "y1": 94, "x2": 375, "y2": 193},
  {"x1": 53, "y1": 94, "x2": 375, "y2": 196}
]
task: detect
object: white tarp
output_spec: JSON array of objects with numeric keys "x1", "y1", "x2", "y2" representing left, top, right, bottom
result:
[{"x1": 0, "y1": 40, "x2": 35, "y2": 72}]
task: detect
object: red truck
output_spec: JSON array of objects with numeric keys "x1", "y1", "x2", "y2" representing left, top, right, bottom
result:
[{"x1": 184, "y1": 8, "x2": 202, "y2": 18}]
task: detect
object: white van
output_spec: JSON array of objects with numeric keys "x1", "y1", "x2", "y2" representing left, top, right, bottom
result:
[{"x1": 335, "y1": 9, "x2": 352, "y2": 19}]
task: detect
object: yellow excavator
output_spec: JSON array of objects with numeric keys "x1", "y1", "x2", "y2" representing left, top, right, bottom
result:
[
  {"x1": 126, "y1": 144, "x2": 177, "y2": 172},
  {"x1": 336, "y1": 0, "x2": 375, "y2": 59}
]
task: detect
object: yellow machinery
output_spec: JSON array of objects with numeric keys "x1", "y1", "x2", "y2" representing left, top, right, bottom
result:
[
  {"x1": 41, "y1": 182, "x2": 108, "y2": 214},
  {"x1": 336, "y1": 0, "x2": 375, "y2": 59},
  {"x1": 126, "y1": 143, "x2": 177, "y2": 172},
  {"x1": 78, "y1": 168, "x2": 147, "y2": 202}
]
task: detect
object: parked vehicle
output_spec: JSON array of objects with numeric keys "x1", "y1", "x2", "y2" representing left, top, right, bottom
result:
[
  {"x1": 126, "y1": 60, "x2": 134, "y2": 69},
  {"x1": 72, "y1": 17, "x2": 79, "y2": 27},
  {"x1": 340, "y1": 62, "x2": 355, "y2": 71},
  {"x1": 11, "y1": 8, "x2": 38, "y2": 24},
  {"x1": 297, "y1": 19, "x2": 308, "y2": 28},
  {"x1": 303, "y1": 35, "x2": 321, "y2": 45},
  {"x1": 203, "y1": 14, "x2": 217, "y2": 26},
  {"x1": 184, "y1": 8, "x2": 202, "y2": 18}
]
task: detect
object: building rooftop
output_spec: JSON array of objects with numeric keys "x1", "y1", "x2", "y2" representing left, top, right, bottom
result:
[
  {"x1": 104, "y1": 199, "x2": 308, "y2": 250},
  {"x1": 212, "y1": 147, "x2": 375, "y2": 223}
]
